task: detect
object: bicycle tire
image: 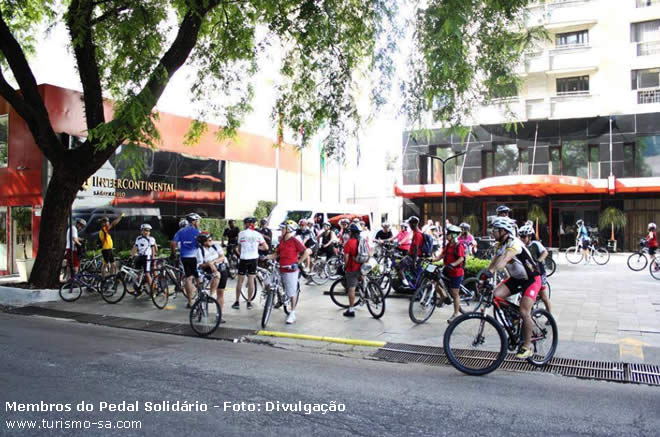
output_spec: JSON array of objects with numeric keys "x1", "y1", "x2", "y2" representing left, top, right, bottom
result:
[
  {"x1": 189, "y1": 296, "x2": 221, "y2": 337},
  {"x1": 329, "y1": 278, "x2": 350, "y2": 308},
  {"x1": 261, "y1": 290, "x2": 274, "y2": 328},
  {"x1": 650, "y1": 256, "x2": 660, "y2": 280},
  {"x1": 100, "y1": 275, "x2": 127, "y2": 304},
  {"x1": 408, "y1": 279, "x2": 436, "y2": 324},
  {"x1": 325, "y1": 257, "x2": 343, "y2": 280},
  {"x1": 527, "y1": 309, "x2": 558, "y2": 367},
  {"x1": 240, "y1": 276, "x2": 260, "y2": 302},
  {"x1": 228, "y1": 256, "x2": 238, "y2": 280},
  {"x1": 443, "y1": 312, "x2": 508, "y2": 376},
  {"x1": 379, "y1": 273, "x2": 393, "y2": 298},
  {"x1": 59, "y1": 280, "x2": 83, "y2": 302},
  {"x1": 150, "y1": 273, "x2": 170, "y2": 309},
  {"x1": 565, "y1": 246, "x2": 582, "y2": 264},
  {"x1": 284, "y1": 283, "x2": 300, "y2": 315},
  {"x1": 627, "y1": 252, "x2": 648, "y2": 271},
  {"x1": 460, "y1": 278, "x2": 483, "y2": 313},
  {"x1": 544, "y1": 258, "x2": 557, "y2": 277},
  {"x1": 310, "y1": 259, "x2": 330, "y2": 286},
  {"x1": 365, "y1": 281, "x2": 386, "y2": 319},
  {"x1": 592, "y1": 248, "x2": 610, "y2": 265}
]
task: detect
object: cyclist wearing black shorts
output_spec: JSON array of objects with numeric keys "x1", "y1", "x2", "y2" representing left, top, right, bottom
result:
[
  {"x1": 196, "y1": 232, "x2": 228, "y2": 321},
  {"x1": 317, "y1": 222, "x2": 337, "y2": 259},
  {"x1": 296, "y1": 219, "x2": 317, "y2": 271},
  {"x1": 131, "y1": 223, "x2": 157, "y2": 288},
  {"x1": 171, "y1": 213, "x2": 201, "y2": 308}
]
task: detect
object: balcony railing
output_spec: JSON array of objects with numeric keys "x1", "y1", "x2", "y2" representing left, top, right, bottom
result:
[
  {"x1": 637, "y1": 0, "x2": 660, "y2": 7},
  {"x1": 638, "y1": 89, "x2": 660, "y2": 104},
  {"x1": 637, "y1": 40, "x2": 660, "y2": 56}
]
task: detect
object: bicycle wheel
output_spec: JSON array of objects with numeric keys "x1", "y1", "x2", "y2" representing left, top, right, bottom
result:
[
  {"x1": 627, "y1": 252, "x2": 648, "y2": 271},
  {"x1": 228, "y1": 256, "x2": 238, "y2": 279},
  {"x1": 650, "y1": 256, "x2": 660, "y2": 280},
  {"x1": 460, "y1": 278, "x2": 483, "y2": 313},
  {"x1": 329, "y1": 277, "x2": 350, "y2": 308},
  {"x1": 544, "y1": 258, "x2": 556, "y2": 277},
  {"x1": 150, "y1": 273, "x2": 170, "y2": 309},
  {"x1": 261, "y1": 290, "x2": 274, "y2": 328},
  {"x1": 189, "y1": 296, "x2": 221, "y2": 337},
  {"x1": 443, "y1": 312, "x2": 508, "y2": 376},
  {"x1": 527, "y1": 309, "x2": 558, "y2": 367},
  {"x1": 325, "y1": 257, "x2": 342, "y2": 279},
  {"x1": 592, "y1": 248, "x2": 610, "y2": 265},
  {"x1": 365, "y1": 281, "x2": 386, "y2": 319},
  {"x1": 379, "y1": 273, "x2": 393, "y2": 298},
  {"x1": 310, "y1": 259, "x2": 329, "y2": 286},
  {"x1": 408, "y1": 279, "x2": 436, "y2": 324},
  {"x1": 100, "y1": 275, "x2": 127, "y2": 304},
  {"x1": 565, "y1": 246, "x2": 582, "y2": 264},
  {"x1": 240, "y1": 276, "x2": 260, "y2": 302},
  {"x1": 284, "y1": 283, "x2": 300, "y2": 315},
  {"x1": 59, "y1": 280, "x2": 83, "y2": 302}
]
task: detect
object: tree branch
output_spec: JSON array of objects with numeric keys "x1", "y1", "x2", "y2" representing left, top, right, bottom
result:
[{"x1": 91, "y1": 4, "x2": 129, "y2": 25}]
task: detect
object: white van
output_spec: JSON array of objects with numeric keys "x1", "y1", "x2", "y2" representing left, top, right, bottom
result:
[{"x1": 267, "y1": 202, "x2": 374, "y2": 242}]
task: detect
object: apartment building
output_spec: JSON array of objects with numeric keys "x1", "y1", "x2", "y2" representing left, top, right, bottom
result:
[{"x1": 397, "y1": 0, "x2": 660, "y2": 250}]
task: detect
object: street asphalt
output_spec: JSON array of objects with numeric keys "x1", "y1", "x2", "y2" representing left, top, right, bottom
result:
[{"x1": 1, "y1": 313, "x2": 658, "y2": 437}]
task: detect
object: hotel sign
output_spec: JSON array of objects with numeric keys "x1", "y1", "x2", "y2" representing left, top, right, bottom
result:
[{"x1": 82, "y1": 176, "x2": 175, "y2": 198}]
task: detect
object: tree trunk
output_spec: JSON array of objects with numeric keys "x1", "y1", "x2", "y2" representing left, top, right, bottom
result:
[
  {"x1": 535, "y1": 218, "x2": 539, "y2": 239},
  {"x1": 610, "y1": 223, "x2": 614, "y2": 241},
  {"x1": 28, "y1": 169, "x2": 81, "y2": 288}
]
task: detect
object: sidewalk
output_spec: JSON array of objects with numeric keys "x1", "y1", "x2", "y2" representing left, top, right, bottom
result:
[{"x1": 2, "y1": 253, "x2": 660, "y2": 363}]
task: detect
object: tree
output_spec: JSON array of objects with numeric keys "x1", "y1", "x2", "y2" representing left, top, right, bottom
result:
[
  {"x1": 527, "y1": 203, "x2": 547, "y2": 239},
  {"x1": 599, "y1": 207, "x2": 626, "y2": 245},
  {"x1": 0, "y1": 0, "x2": 536, "y2": 286}
]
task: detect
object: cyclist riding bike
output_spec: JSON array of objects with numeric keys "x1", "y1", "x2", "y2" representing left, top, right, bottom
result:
[
  {"x1": 432, "y1": 224, "x2": 465, "y2": 323},
  {"x1": 342, "y1": 223, "x2": 363, "y2": 318},
  {"x1": 195, "y1": 231, "x2": 228, "y2": 323},
  {"x1": 485, "y1": 217, "x2": 542, "y2": 359},
  {"x1": 131, "y1": 223, "x2": 158, "y2": 289},
  {"x1": 576, "y1": 219, "x2": 591, "y2": 264},
  {"x1": 647, "y1": 222, "x2": 658, "y2": 256},
  {"x1": 337, "y1": 218, "x2": 351, "y2": 244},
  {"x1": 233, "y1": 217, "x2": 267, "y2": 310},
  {"x1": 395, "y1": 222, "x2": 412, "y2": 256},
  {"x1": 65, "y1": 218, "x2": 87, "y2": 275},
  {"x1": 519, "y1": 225, "x2": 552, "y2": 314},
  {"x1": 317, "y1": 222, "x2": 338, "y2": 259}
]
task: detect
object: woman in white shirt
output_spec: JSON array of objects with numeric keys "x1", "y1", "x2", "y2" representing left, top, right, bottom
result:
[{"x1": 195, "y1": 232, "x2": 228, "y2": 320}]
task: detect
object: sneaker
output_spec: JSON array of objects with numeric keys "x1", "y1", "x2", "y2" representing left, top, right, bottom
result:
[
  {"x1": 231, "y1": 301, "x2": 240, "y2": 309},
  {"x1": 286, "y1": 312, "x2": 296, "y2": 324},
  {"x1": 515, "y1": 346, "x2": 533, "y2": 359},
  {"x1": 247, "y1": 302, "x2": 253, "y2": 309},
  {"x1": 343, "y1": 309, "x2": 355, "y2": 318},
  {"x1": 447, "y1": 313, "x2": 460, "y2": 324}
]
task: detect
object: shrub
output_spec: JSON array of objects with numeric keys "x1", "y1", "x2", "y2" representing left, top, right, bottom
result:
[
  {"x1": 465, "y1": 257, "x2": 490, "y2": 278},
  {"x1": 253, "y1": 200, "x2": 276, "y2": 221}
]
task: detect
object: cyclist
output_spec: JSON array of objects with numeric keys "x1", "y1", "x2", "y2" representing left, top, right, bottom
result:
[
  {"x1": 131, "y1": 223, "x2": 158, "y2": 289},
  {"x1": 171, "y1": 213, "x2": 201, "y2": 308},
  {"x1": 276, "y1": 222, "x2": 307, "y2": 324},
  {"x1": 457, "y1": 222, "x2": 477, "y2": 256},
  {"x1": 317, "y1": 222, "x2": 338, "y2": 259},
  {"x1": 342, "y1": 223, "x2": 363, "y2": 318},
  {"x1": 65, "y1": 218, "x2": 87, "y2": 275},
  {"x1": 256, "y1": 218, "x2": 273, "y2": 256},
  {"x1": 233, "y1": 217, "x2": 267, "y2": 310},
  {"x1": 436, "y1": 224, "x2": 465, "y2": 323},
  {"x1": 485, "y1": 217, "x2": 542, "y2": 359},
  {"x1": 647, "y1": 222, "x2": 658, "y2": 256},
  {"x1": 519, "y1": 225, "x2": 552, "y2": 314},
  {"x1": 375, "y1": 222, "x2": 395, "y2": 244},
  {"x1": 98, "y1": 214, "x2": 123, "y2": 276},
  {"x1": 407, "y1": 216, "x2": 424, "y2": 259},
  {"x1": 576, "y1": 219, "x2": 591, "y2": 264},
  {"x1": 337, "y1": 218, "x2": 351, "y2": 244},
  {"x1": 223, "y1": 219, "x2": 240, "y2": 256},
  {"x1": 296, "y1": 219, "x2": 317, "y2": 272},
  {"x1": 195, "y1": 232, "x2": 228, "y2": 323},
  {"x1": 395, "y1": 222, "x2": 412, "y2": 255}
]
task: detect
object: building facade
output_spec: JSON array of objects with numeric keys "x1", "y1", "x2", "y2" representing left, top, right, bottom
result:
[{"x1": 396, "y1": 0, "x2": 660, "y2": 250}]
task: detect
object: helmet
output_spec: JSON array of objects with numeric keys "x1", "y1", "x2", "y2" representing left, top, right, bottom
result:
[
  {"x1": 519, "y1": 225, "x2": 535, "y2": 236},
  {"x1": 446, "y1": 224, "x2": 461, "y2": 234},
  {"x1": 491, "y1": 217, "x2": 515, "y2": 235},
  {"x1": 407, "y1": 216, "x2": 420, "y2": 226},
  {"x1": 649, "y1": 222, "x2": 657, "y2": 230},
  {"x1": 349, "y1": 223, "x2": 362, "y2": 233},
  {"x1": 196, "y1": 232, "x2": 211, "y2": 244},
  {"x1": 351, "y1": 218, "x2": 360, "y2": 223},
  {"x1": 244, "y1": 216, "x2": 256, "y2": 225},
  {"x1": 140, "y1": 223, "x2": 152, "y2": 231},
  {"x1": 524, "y1": 220, "x2": 533, "y2": 227},
  {"x1": 75, "y1": 218, "x2": 87, "y2": 227},
  {"x1": 308, "y1": 219, "x2": 315, "y2": 225},
  {"x1": 576, "y1": 219, "x2": 584, "y2": 226},
  {"x1": 322, "y1": 222, "x2": 331, "y2": 228},
  {"x1": 259, "y1": 218, "x2": 268, "y2": 226},
  {"x1": 187, "y1": 213, "x2": 201, "y2": 222},
  {"x1": 496, "y1": 205, "x2": 511, "y2": 215},
  {"x1": 382, "y1": 222, "x2": 390, "y2": 228},
  {"x1": 339, "y1": 218, "x2": 349, "y2": 225},
  {"x1": 285, "y1": 222, "x2": 297, "y2": 232},
  {"x1": 179, "y1": 218, "x2": 188, "y2": 228},
  {"x1": 459, "y1": 222, "x2": 470, "y2": 230}
]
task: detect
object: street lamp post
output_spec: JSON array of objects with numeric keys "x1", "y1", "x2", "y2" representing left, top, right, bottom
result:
[{"x1": 422, "y1": 151, "x2": 466, "y2": 240}]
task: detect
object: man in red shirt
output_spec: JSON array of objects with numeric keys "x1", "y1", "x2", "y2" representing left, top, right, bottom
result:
[
  {"x1": 342, "y1": 223, "x2": 362, "y2": 317},
  {"x1": 407, "y1": 216, "x2": 424, "y2": 259},
  {"x1": 276, "y1": 223, "x2": 307, "y2": 324},
  {"x1": 439, "y1": 224, "x2": 465, "y2": 322},
  {"x1": 648, "y1": 222, "x2": 658, "y2": 256}
]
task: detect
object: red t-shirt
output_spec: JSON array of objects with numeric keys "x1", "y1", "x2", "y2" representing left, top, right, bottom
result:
[
  {"x1": 649, "y1": 231, "x2": 658, "y2": 249},
  {"x1": 277, "y1": 237, "x2": 306, "y2": 272},
  {"x1": 344, "y1": 238, "x2": 361, "y2": 273},
  {"x1": 408, "y1": 230, "x2": 424, "y2": 257},
  {"x1": 443, "y1": 241, "x2": 465, "y2": 278}
]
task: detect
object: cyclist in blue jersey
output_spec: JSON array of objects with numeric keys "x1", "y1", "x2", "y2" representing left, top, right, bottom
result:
[
  {"x1": 576, "y1": 219, "x2": 591, "y2": 264},
  {"x1": 171, "y1": 213, "x2": 202, "y2": 308}
]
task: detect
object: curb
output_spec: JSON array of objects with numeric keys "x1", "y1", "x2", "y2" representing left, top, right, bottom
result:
[
  {"x1": 255, "y1": 330, "x2": 386, "y2": 348},
  {"x1": 0, "y1": 285, "x2": 61, "y2": 307}
]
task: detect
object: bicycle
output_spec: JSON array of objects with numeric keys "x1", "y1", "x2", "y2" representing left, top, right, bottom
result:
[
  {"x1": 565, "y1": 239, "x2": 609, "y2": 265},
  {"x1": 223, "y1": 243, "x2": 239, "y2": 279},
  {"x1": 408, "y1": 263, "x2": 481, "y2": 324},
  {"x1": 627, "y1": 239, "x2": 653, "y2": 271},
  {"x1": 327, "y1": 261, "x2": 386, "y2": 319},
  {"x1": 650, "y1": 254, "x2": 660, "y2": 280},
  {"x1": 118, "y1": 259, "x2": 167, "y2": 309},
  {"x1": 260, "y1": 260, "x2": 300, "y2": 328},
  {"x1": 543, "y1": 253, "x2": 556, "y2": 277},
  {"x1": 443, "y1": 280, "x2": 558, "y2": 376},
  {"x1": 189, "y1": 272, "x2": 222, "y2": 337},
  {"x1": 150, "y1": 257, "x2": 189, "y2": 307},
  {"x1": 59, "y1": 270, "x2": 127, "y2": 304}
]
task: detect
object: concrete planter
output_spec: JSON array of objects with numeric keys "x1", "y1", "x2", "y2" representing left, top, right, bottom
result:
[
  {"x1": 15, "y1": 258, "x2": 35, "y2": 282},
  {"x1": 0, "y1": 285, "x2": 60, "y2": 307}
]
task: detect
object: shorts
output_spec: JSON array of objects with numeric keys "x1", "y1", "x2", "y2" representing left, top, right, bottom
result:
[
  {"x1": 134, "y1": 255, "x2": 151, "y2": 273},
  {"x1": 580, "y1": 238, "x2": 591, "y2": 250},
  {"x1": 502, "y1": 275, "x2": 542, "y2": 301},
  {"x1": 101, "y1": 249, "x2": 114, "y2": 263},
  {"x1": 345, "y1": 271, "x2": 360, "y2": 289},
  {"x1": 64, "y1": 249, "x2": 80, "y2": 269},
  {"x1": 181, "y1": 257, "x2": 198, "y2": 278},
  {"x1": 280, "y1": 271, "x2": 299, "y2": 298},
  {"x1": 444, "y1": 275, "x2": 463, "y2": 289},
  {"x1": 319, "y1": 246, "x2": 336, "y2": 259},
  {"x1": 238, "y1": 258, "x2": 258, "y2": 276},
  {"x1": 649, "y1": 247, "x2": 657, "y2": 256},
  {"x1": 203, "y1": 265, "x2": 228, "y2": 289}
]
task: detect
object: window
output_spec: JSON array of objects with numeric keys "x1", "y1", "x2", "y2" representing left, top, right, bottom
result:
[
  {"x1": 556, "y1": 30, "x2": 589, "y2": 48},
  {"x1": 494, "y1": 144, "x2": 520, "y2": 177},
  {"x1": 557, "y1": 76, "x2": 589, "y2": 94},
  {"x1": 561, "y1": 141, "x2": 588, "y2": 178},
  {"x1": 519, "y1": 148, "x2": 530, "y2": 174},
  {"x1": 631, "y1": 68, "x2": 660, "y2": 89},
  {"x1": 588, "y1": 145, "x2": 600, "y2": 178},
  {"x1": 0, "y1": 114, "x2": 7, "y2": 168},
  {"x1": 430, "y1": 146, "x2": 463, "y2": 184},
  {"x1": 623, "y1": 144, "x2": 636, "y2": 178},
  {"x1": 631, "y1": 20, "x2": 660, "y2": 55}
]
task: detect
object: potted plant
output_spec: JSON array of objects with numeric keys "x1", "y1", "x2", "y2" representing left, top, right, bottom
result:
[
  {"x1": 598, "y1": 207, "x2": 626, "y2": 252},
  {"x1": 527, "y1": 204, "x2": 547, "y2": 241}
]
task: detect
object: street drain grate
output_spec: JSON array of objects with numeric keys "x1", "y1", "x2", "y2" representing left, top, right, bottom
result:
[{"x1": 373, "y1": 343, "x2": 660, "y2": 386}]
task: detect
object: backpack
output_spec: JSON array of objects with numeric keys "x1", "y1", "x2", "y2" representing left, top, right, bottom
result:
[
  {"x1": 421, "y1": 233, "x2": 434, "y2": 256},
  {"x1": 355, "y1": 236, "x2": 371, "y2": 264}
]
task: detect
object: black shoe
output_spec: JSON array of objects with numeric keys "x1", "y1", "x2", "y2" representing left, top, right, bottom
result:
[
  {"x1": 185, "y1": 303, "x2": 192, "y2": 309},
  {"x1": 231, "y1": 302, "x2": 240, "y2": 309},
  {"x1": 247, "y1": 302, "x2": 253, "y2": 309},
  {"x1": 219, "y1": 319, "x2": 227, "y2": 324},
  {"x1": 343, "y1": 309, "x2": 355, "y2": 318},
  {"x1": 443, "y1": 297, "x2": 452, "y2": 305}
]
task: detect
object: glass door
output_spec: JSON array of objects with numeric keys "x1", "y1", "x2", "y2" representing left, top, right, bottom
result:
[
  {"x1": 0, "y1": 207, "x2": 7, "y2": 273},
  {"x1": 11, "y1": 207, "x2": 33, "y2": 273}
]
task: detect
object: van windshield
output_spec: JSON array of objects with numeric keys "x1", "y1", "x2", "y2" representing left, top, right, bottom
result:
[{"x1": 285, "y1": 210, "x2": 313, "y2": 223}]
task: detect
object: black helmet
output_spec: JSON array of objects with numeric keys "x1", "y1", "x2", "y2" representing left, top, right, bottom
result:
[
  {"x1": 407, "y1": 216, "x2": 420, "y2": 226},
  {"x1": 259, "y1": 218, "x2": 268, "y2": 226},
  {"x1": 349, "y1": 223, "x2": 362, "y2": 234},
  {"x1": 196, "y1": 232, "x2": 211, "y2": 244},
  {"x1": 244, "y1": 216, "x2": 256, "y2": 225}
]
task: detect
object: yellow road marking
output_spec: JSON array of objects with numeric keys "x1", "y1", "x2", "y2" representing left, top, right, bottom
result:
[
  {"x1": 164, "y1": 305, "x2": 177, "y2": 310},
  {"x1": 617, "y1": 337, "x2": 648, "y2": 361},
  {"x1": 256, "y1": 330, "x2": 385, "y2": 348}
]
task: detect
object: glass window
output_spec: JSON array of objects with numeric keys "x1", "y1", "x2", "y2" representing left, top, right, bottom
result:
[
  {"x1": 561, "y1": 141, "x2": 588, "y2": 178},
  {"x1": 550, "y1": 147, "x2": 561, "y2": 175},
  {"x1": 0, "y1": 114, "x2": 7, "y2": 168},
  {"x1": 631, "y1": 20, "x2": 660, "y2": 43},
  {"x1": 494, "y1": 144, "x2": 519, "y2": 176},
  {"x1": 636, "y1": 135, "x2": 660, "y2": 177},
  {"x1": 623, "y1": 144, "x2": 635, "y2": 177},
  {"x1": 631, "y1": 68, "x2": 660, "y2": 90},
  {"x1": 557, "y1": 76, "x2": 590, "y2": 94},
  {"x1": 557, "y1": 30, "x2": 589, "y2": 47},
  {"x1": 483, "y1": 151, "x2": 494, "y2": 178},
  {"x1": 431, "y1": 146, "x2": 462, "y2": 184},
  {"x1": 519, "y1": 148, "x2": 529, "y2": 174}
]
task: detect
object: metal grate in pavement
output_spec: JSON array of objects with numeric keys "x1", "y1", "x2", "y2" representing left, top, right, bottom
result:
[{"x1": 373, "y1": 343, "x2": 660, "y2": 386}]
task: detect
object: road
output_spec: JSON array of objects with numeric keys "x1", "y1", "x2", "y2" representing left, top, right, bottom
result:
[{"x1": 0, "y1": 313, "x2": 658, "y2": 436}]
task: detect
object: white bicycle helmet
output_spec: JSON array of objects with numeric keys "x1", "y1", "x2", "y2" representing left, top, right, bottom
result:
[
  {"x1": 491, "y1": 217, "x2": 516, "y2": 235},
  {"x1": 75, "y1": 218, "x2": 87, "y2": 227},
  {"x1": 519, "y1": 225, "x2": 535, "y2": 236},
  {"x1": 459, "y1": 222, "x2": 470, "y2": 230},
  {"x1": 179, "y1": 218, "x2": 188, "y2": 228},
  {"x1": 140, "y1": 223, "x2": 153, "y2": 231},
  {"x1": 649, "y1": 222, "x2": 657, "y2": 230},
  {"x1": 187, "y1": 213, "x2": 202, "y2": 222}
]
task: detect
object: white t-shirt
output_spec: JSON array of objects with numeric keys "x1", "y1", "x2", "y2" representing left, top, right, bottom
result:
[
  {"x1": 66, "y1": 226, "x2": 78, "y2": 250},
  {"x1": 135, "y1": 235, "x2": 156, "y2": 257},
  {"x1": 196, "y1": 244, "x2": 224, "y2": 267},
  {"x1": 238, "y1": 229, "x2": 265, "y2": 260}
]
